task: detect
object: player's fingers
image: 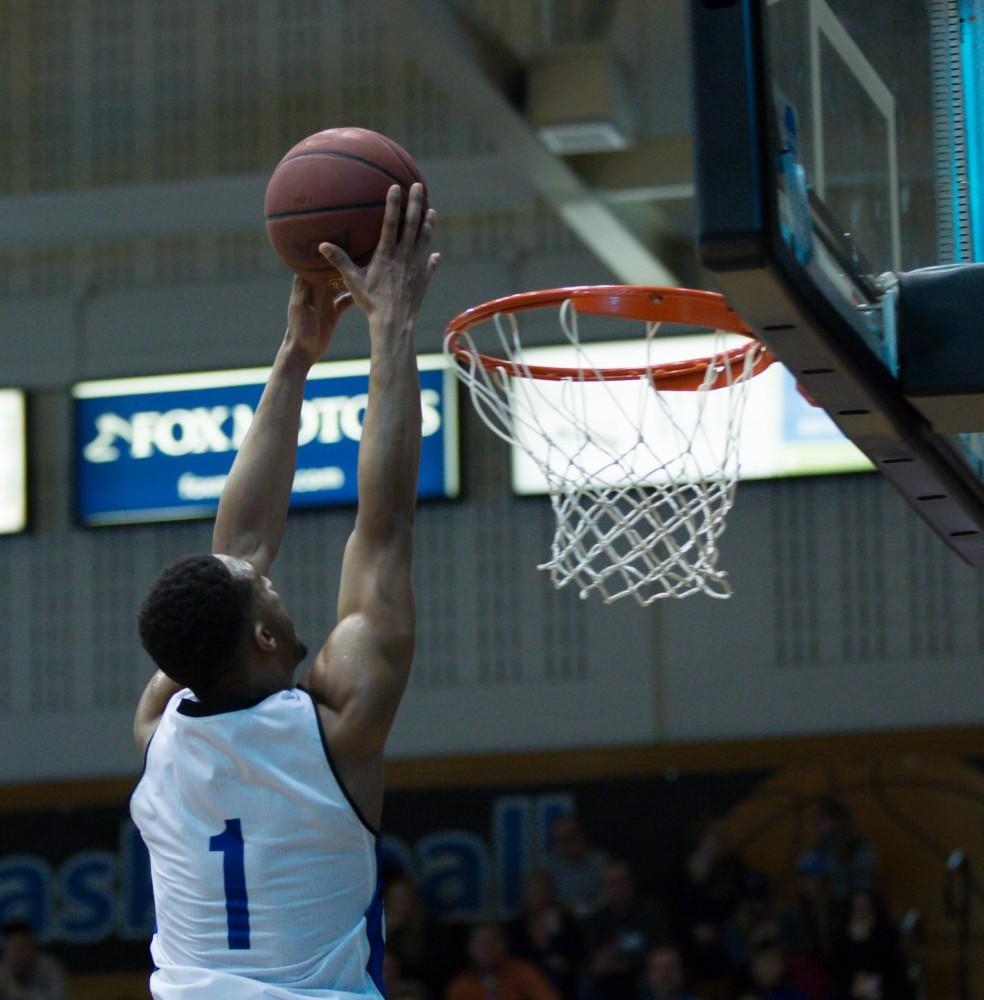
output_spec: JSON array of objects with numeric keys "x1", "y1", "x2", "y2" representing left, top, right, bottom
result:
[
  {"x1": 377, "y1": 184, "x2": 403, "y2": 255},
  {"x1": 318, "y1": 242, "x2": 361, "y2": 291},
  {"x1": 288, "y1": 275, "x2": 309, "y2": 310},
  {"x1": 400, "y1": 183, "x2": 425, "y2": 250},
  {"x1": 414, "y1": 208, "x2": 436, "y2": 257},
  {"x1": 425, "y1": 252, "x2": 441, "y2": 279},
  {"x1": 333, "y1": 291, "x2": 353, "y2": 315}
]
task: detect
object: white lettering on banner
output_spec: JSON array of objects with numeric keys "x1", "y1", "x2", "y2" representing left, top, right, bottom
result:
[
  {"x1": 83, "y1": 389, "x2": 444, "y2": 463},
  {"x1": 421, "y1": 389, "x2": 441, "y2": 437},
  {"x1": 83, "y1": 413, "x2": 134, "y2": 463},
  {"x1": 178, "y1": 466, "x2": 346, "y2": 501},
  {"x1": 292, "y1": 466, "x2": 345, "y2": 492},
  {"x1": 177, "y1": 473, "x2": 229, "y2": 501}
]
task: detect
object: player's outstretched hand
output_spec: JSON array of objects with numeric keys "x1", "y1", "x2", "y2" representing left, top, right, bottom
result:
[
  {"x1": 317, "y1": 183, "x2": 439, "y2": 328},
  {"x1": 285, "y1": 276, "x2": 353, "y2": 368}
]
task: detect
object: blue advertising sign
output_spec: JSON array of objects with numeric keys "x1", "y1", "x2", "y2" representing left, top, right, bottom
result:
[{"x1": 73, "y1": 356, "x2": 459, "y2": 525}]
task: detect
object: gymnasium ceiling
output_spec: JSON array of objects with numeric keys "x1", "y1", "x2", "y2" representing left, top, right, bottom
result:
[{"x1": 0, "y1": 0, "x2": 700, "y2": 293}]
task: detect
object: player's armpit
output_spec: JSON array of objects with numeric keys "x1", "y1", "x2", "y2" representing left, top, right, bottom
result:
[
  {"x1": 301, "y1": 604, "x2": 413, "y2": 762},
  {"x1": 300, "y1": 609, "x2": 411, "y2": 831}
]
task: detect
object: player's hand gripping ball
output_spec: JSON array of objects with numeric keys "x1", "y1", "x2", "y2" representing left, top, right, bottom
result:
[{"x1": 265, "y1": 127, "x2": 428, "y2": 290}]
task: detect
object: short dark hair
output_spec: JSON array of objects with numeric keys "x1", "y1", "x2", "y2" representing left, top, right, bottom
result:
[{"x1": 138, "y1": 555, "x2": 253, "y2": 691}]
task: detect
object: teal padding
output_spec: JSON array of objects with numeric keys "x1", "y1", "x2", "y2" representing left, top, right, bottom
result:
[{"x1": 962, "y1": 0, "x2": 984, "y2": 259}]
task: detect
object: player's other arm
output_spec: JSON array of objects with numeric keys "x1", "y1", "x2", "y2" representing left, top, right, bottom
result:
[
  {"x1": 301, "y1": 184, "x2": 438, "y2": 829},
  {"x1": 211, "y1": 279, "x2": 352, "y2": 575},
  {"x1": 133, "y1": 670, "x2": 184, "y2": 757},
  {"x1": 133, "y1": 279, "x2": 351, "y2": 754}
]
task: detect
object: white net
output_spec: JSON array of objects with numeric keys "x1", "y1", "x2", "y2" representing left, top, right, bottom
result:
[{"x1": 446, "y1": 299, "x2": 768, "y2": 605}]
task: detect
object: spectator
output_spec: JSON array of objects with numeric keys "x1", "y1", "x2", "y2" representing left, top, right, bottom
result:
[
  {"x1": 797, "y1": 798, "x2": 877, "y2": 902},
  {"x1": 0, "y1": 922, "x2": 65, "y2": 1000},
  {"x1": 639, "y1": 942, "x2": 703, "y2": 1000},
  {"x1": 546, "y1": 815, "x2": 608, "y2": 918},
  {"x1": 386, "y1": 877, "x2": 456, "y2": 994},
  {"x1": 384, "y1": 952, "x2": 432, "y2": 1000},
  {"x1": 586, "y1": 860, "x2": 668, "y2": 1000},
  {"x1": 506, "y1": 870, "x2": 584, "y2": 997},
  {"x1": 725, "y1": 876, "x2": 827, "y2": 1000},
  {"x1": 792, "y1": 861, "x2": 836, "y2": 967},
  {"x1": 831, "y1": 890, "x2": 912, "y2": 1000},
  {"x1": 738, "y1": 936, "x2": 808, "y2": 1000},
  {"x1": 669, "y1": 820, "x2": 745, "y2": 995},
  {"x1": 445, "y1": 923, "x2": 560, "y2": 1000}
]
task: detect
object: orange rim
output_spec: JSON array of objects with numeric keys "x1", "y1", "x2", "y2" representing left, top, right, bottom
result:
[{"x1": 445, "y1": 284, "x2": 775, "y2": 391}]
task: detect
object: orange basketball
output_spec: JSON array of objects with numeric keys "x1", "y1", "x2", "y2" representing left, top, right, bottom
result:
[{"x1": 264, "y1": 127, "x2": 427, "y2": 288}]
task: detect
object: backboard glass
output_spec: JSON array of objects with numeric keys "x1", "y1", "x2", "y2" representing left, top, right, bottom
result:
[{"x1": 691, "y1": 0, "x2": 984, "y2": 563}]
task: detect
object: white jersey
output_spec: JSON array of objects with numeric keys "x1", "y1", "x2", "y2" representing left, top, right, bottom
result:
[{"x1": 130, "y1": 687, "x2": 384, "y2": 1000}]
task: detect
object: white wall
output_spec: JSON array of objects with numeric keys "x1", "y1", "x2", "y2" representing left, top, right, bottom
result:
[
  {"x1": 3, "y1": 252, "x2": 984, "y2": 784},
  {"x1": 1, "y1": 0, "x2": 981, "y2": 784}
]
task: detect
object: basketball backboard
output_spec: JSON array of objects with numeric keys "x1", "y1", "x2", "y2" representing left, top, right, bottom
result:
[{"x1": 691, "y1": 0, "x2": 984, "y2": 562}]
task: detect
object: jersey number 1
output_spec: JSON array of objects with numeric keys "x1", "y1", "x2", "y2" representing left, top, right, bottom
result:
[{"x1": 209, "y1": 818, "x2": 251, "y2": 950}]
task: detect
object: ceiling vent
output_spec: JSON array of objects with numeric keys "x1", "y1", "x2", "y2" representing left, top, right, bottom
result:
[{"x1": 526, "y1": 42, "x2": 637, "y2": 155}]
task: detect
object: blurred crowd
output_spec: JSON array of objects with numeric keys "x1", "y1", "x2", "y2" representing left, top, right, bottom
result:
[
  {"x1": 0, "y1": 797, "x2": 913, "y2": 1000},
  {"x1": 384, "y1": 801, "x2": 915, "y2": 1000}
]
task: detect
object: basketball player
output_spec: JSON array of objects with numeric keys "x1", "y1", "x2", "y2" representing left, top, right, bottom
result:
[{"x1": 130, "y1": 183, "x2": 438, "y2": 999}]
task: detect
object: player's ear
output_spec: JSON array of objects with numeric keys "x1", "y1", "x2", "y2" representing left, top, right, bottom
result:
[{"x1": 252, "y1": 623, "x2": 277, "y2": 653}]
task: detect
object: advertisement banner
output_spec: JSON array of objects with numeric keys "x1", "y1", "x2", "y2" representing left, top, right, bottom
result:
[
  {"x1": 510, "y1": 336, "x2": 871, "y2": 496},
  {"x1": 0, "y1": 389, "x2": 27, "y2": 535},
  {"x1": 73, "y1": 356, "x2": 458, "y2": 525}
]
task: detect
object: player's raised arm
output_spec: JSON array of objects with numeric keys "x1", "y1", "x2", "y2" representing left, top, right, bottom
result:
[
  {"x1": 211, "y1": 278, "x2": 352, "y2": 575},
  {"x1": 133, "y1": 277, "x2": 350, "y2": 755},
  {"x1": 300, "y1": 184, "x2": 438, "y2": 826}
]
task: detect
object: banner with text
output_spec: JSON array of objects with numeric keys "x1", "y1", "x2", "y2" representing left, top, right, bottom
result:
[
  {"x1": 73, "y1": 356, "x2": 459, "y2": 525},
  {"x1": 0, "y1": 389, "x2": 26, "y2": 534}
]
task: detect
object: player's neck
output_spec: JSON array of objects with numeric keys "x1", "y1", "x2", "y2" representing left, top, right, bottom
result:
[{"x1": 197, "y1": 659, "x2": 292, "y2": 705}]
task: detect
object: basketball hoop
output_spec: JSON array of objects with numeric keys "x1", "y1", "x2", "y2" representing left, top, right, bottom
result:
[{"x1": 444, "y1": 285, "x2": 775, "y2": 605}]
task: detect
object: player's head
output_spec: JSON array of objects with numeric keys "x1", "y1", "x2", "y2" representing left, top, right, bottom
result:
[{"x1": 138, "y1": 554, "x2": 306, "y2": 696}]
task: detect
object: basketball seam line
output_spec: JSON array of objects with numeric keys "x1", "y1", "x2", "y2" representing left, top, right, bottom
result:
[
  {"x1": 266, "y1": 200, "x2": 389, "y2": 221},
  {"x1": 275, "y1": 150, "x2": 411, "y2": 188},
  {"x1": 377, "y1": 136, "x2": 419, "y2": 181}
]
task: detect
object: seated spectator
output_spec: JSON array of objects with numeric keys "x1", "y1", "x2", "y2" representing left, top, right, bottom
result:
[
  {"x1": 0, "y1": 921, "x2": 65, "y2": 1000},
  {"x1": 445, "y1": 923, "x2": 560, "y2": 1000},
  {"x1": 831, "y1": 890, "x2": 912, "y2": 1000},
  {"x1": 586, "y1": 860, "x2": 668, "y2": 1000},
  {"x1": 546, "y1": 815, "x2": 608, "y2": 919},
  {"x1": 639, "y1": 942, "x2": 703, "y2": 1000},
  {"x1": 384, "y1": 952, "x2": 432, "y2": 1000},
  {"x1": 386, "y1": 877, "x2": 456, "y2": 994},
  {"x1": 738, "y1": 936, "x2": 808, "y2": 1000},
  {"x1": 797, "y1": 798, "x2": 877, "y2": 903},
  {"x1": 669, "y1": 819, "x2": 745, "y2": 995},
  {"x1": 725, "y1": 876, "x2": 827, "y2": 1000},
  {"x1": 507, "y1": 870, "x2": 584, "y2": 998}
]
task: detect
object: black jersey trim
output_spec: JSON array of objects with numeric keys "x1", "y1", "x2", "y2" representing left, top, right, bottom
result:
[
  {"x1": 299, "y1": 686, "x2": 380, "y2": 837},
  {"x1": 176, "y1": 693, "x2": 269, "y2": 717}
]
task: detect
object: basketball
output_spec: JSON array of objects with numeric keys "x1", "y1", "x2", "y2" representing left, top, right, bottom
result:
[{"x1": 264, "y1": 127, "x2": 427, "y2": 289}]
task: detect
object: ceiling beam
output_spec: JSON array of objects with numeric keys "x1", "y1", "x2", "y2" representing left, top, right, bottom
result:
[
  {"x1": 376, "y1": 0, "x2": 678, "y2": 286},
  {"x1": 0, "y1": 156, "x2": 532, "y2": 250},
  {"x1": 571, "y1": 136, "x2": 694, "y2": 204}
]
